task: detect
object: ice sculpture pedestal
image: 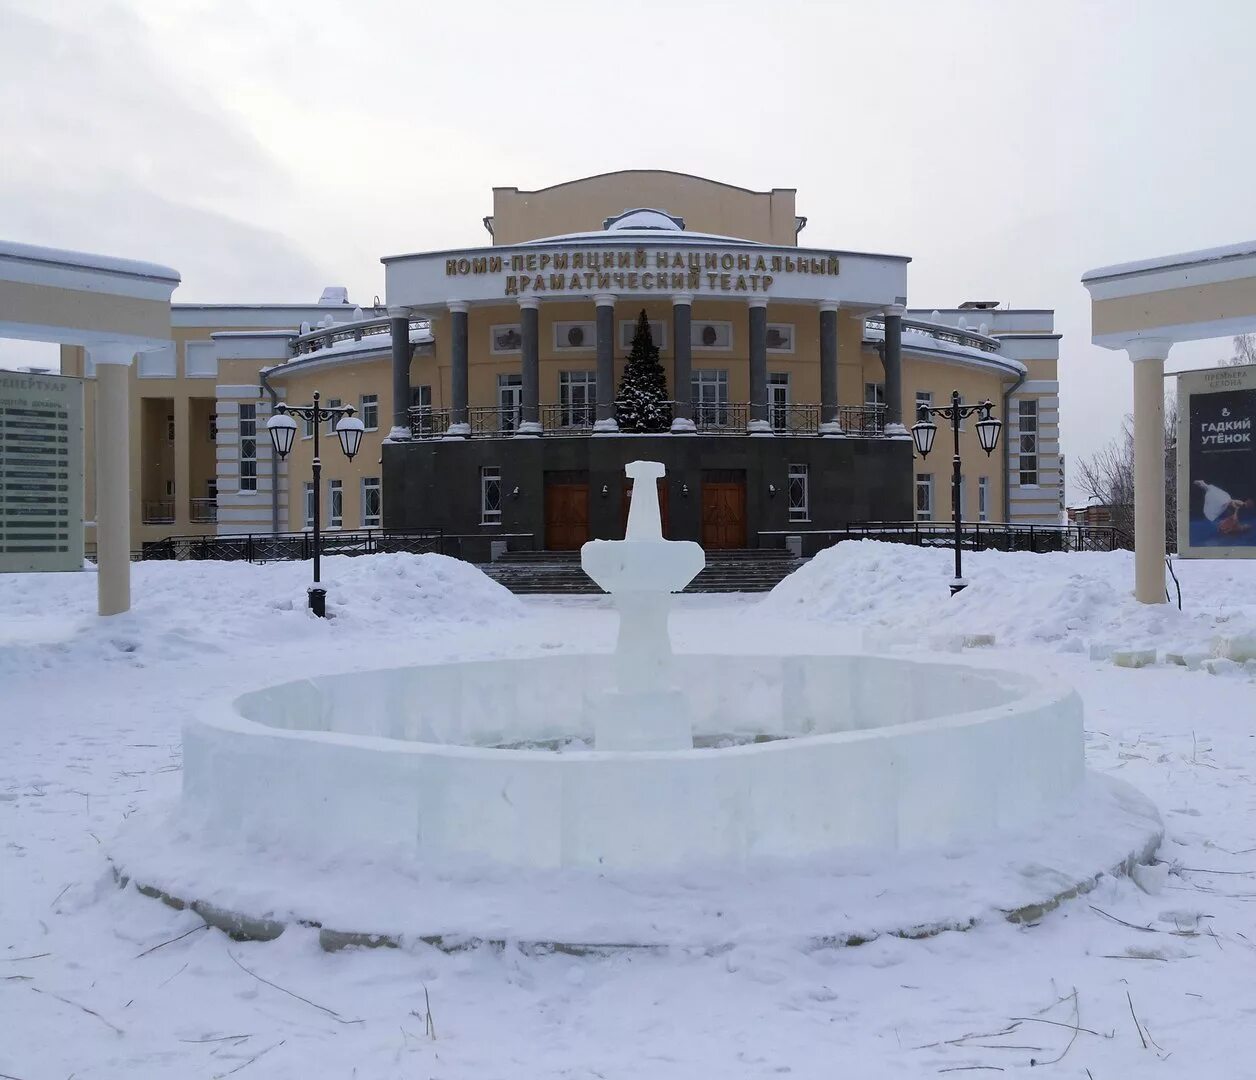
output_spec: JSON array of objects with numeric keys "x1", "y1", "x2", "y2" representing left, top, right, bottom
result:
[{"x1": 580, "y1": 460, "x2": 705, "y2": 751}]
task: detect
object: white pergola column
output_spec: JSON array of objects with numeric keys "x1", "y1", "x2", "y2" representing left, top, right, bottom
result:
[
  {"x1": 1128, "y1": 338, "x2": 1173, "y2": 604},
  {"x1": 89, "y1": 342, "x2": 137, "y2": 616}
]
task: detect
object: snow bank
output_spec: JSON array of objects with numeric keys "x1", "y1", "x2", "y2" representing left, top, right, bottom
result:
[
  {"x1": 762, "y1": 541, "x2": 1256, "y2": 660},
  {"x1": 0, "y1": 553, "x2": 521, "y2": 672}
]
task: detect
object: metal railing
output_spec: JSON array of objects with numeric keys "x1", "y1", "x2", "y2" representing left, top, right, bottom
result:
[
  {"x1": 292, "y1": 315, "x2": 432, "y2": 357},
  {"x1": 189, "y1": 498, "x2": 217, "y2": 523},
  {"x1": 762, "y1": 520, "x2": 1121, "y2": 557},
  {"x1": 865, "y1": 316, "x2": 1002, "y2": 354},
  {"x1": 141, "y1": 500, "x2": 175, "y2": 524},
  {"x1": 407, "y1": 402, "x2": 888, "y2": 439},
  {"x1": 138, "y1": 528, "x2": 443, "y2": 563}
]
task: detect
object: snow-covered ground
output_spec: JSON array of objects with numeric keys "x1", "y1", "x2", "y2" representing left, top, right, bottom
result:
[{"x1": 3, "y1": 545, "x2": 1255, "y2": 1079}]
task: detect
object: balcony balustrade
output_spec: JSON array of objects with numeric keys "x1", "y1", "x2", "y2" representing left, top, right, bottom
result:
[
  {"x1": 142, "y1": 500, "x2": 176, "y2": 524},
  {"x1": 190, "y1": 497, "x2": 218, "y2": 523},
  {"x1": 406, "y1": 402, "x2": 886, "y2": 439},
  {"x1": 292, "y1": 315, "x2": 432, "y2": 357}
]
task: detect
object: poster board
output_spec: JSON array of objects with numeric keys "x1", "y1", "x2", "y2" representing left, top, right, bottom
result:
[
  {"x1": 0, "y1": 370, "x2": 84, "y2": 573},
  {"x1": 1176, "y1": 365, "x2": 1256, "y2": 559}
]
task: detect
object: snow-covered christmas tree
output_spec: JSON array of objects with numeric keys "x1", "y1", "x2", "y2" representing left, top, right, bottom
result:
[{"x1": 615, "y1": 310, "x2": 672, "y2": 432}]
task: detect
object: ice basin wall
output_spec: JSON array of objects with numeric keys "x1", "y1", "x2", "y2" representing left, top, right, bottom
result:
[{"x1": 182, "y1": 653, "x2": 1083, "y2": 873}]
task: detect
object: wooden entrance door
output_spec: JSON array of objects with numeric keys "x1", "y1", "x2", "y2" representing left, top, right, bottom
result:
[
  {"x1": 620, "y1": 479, "x2": 669, "y2": 539},
  {"x1": 544, "y1": 482, "x2": 590, "y2": 550},
  {"x1": 701, "y1": 472, "x2": 746, "y2": 549}
]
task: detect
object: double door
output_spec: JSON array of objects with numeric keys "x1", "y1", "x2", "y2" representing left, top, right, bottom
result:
[{"x1": 701, "y1": 470, "x2": 746, "y2": 549}]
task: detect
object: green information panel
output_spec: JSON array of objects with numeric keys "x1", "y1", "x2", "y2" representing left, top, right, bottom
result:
[{"x1": 0, "y1": 370, "x2": 84, "y2": 573}]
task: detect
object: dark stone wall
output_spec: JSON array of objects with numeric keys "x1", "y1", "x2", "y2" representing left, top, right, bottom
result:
[{"x1": 384, "y1": 435, "x2": 913, "y2": 561}]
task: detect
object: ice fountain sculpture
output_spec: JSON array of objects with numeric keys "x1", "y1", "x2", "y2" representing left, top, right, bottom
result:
[
  {"x1": 580, "y1": 461, "x2": 705, "y2": 751},
  {"x1": 152, "y1": 451, "x2": 1166, "y2": 949},
  {"x1": 118, "y1": 457, "x2": 1170, "y2": 950}
]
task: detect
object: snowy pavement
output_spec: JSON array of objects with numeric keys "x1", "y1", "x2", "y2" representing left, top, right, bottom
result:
[{"x1": 2, "y1": 548, "x2": 1256, "y2": 1079}]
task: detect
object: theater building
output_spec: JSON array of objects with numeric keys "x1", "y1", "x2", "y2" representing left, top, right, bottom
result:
[{"x1": 61, "y1": 171, "x2": 1062, "y2": 558}]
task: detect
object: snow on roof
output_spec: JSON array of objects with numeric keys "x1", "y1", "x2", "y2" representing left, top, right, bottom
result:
[
  {"x1": 1083, "y1": 241, "x2": 1256, "y2": 283},
  {"x1": 269, "y1": 326, "x2": 433, "y2": 373},
  {"x1": 0, "y1": 239, "x2": 180, "y2": 283},
  {"x1": 863, "y1": 323, "x2": 1026, "y2": 376},
  {"x1": 519, "y1": 228, "x2": 762, "y2": 246},
  {"x1": 603, "y1": 208, "x2": 685, "y2": 232}
]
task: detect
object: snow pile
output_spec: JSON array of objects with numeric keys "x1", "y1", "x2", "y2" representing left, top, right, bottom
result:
[
  {"x1": 0, "y1": 553, "x2": 521, "y2": 672},
  {"x1": 762, "y1": 540, "x2": 1256, "y2": 659}
]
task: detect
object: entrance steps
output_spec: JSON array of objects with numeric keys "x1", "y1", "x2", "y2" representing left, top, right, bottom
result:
[{"x1": 480, "y1": 548, "x2": 805, "y2": 595}]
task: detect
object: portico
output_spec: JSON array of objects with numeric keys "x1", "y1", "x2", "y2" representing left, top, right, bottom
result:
[
  {"x1": 1084, "y1": 241, "x2": 1256, "y2": 602},
  {"x1": 0, "y1": 241, "x2": 179, "y2": 615}
]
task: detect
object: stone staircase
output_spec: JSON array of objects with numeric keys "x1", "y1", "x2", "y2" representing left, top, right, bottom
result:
[{"x1": 481, "y1": 548, "x2": 805, "y2": 595}]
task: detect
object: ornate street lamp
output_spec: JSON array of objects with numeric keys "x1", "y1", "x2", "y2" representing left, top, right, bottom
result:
[
  {"x1": 267, "y1": 390, "x2": 365, "y2": 617},
  {"x1": 912, "y1": 392, "x2": 1002, "y2": 595}
]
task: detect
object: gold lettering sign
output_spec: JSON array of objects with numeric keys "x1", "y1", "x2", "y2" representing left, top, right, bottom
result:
[{"x1": 446, "y1": 247, "x2": 840, "y2": 295}]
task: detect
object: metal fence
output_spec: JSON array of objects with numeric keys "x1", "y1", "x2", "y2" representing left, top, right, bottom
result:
[
  {"x1": 762, "y1": 520, "x2": 1122, "y2": 558},
  {"x1": 408, "y1": 401, "x2": 887, "y2": 438},
  {"x1": 138, "y1": 528, "x2": 444, "y2": 563}
]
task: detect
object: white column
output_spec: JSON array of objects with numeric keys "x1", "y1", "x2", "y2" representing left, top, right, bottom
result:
[
  {"x1": 89, "y1": 342, "x2": 137, "y2": 617},
  {"x1": 1128, "y1": 338, "x2": 1172, "y2": 604}
]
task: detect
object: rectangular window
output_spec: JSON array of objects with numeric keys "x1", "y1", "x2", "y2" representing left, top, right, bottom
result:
[
  {"x1": 411, "y1": 385, "x2": 433, "y2": 434},
  {"x1": 208, "y1": 415, "x2": 218, "y2": 443},
  {"x1": 328, "y1": 479, "x2": 343, "y2": 528},
  {"x1": 326, "y1": 398, "x2": 342, "y2": 435},
  {"x1": 978, "y1": 476, "x2": 989, "y2": 522},
  {"x1": 497, "y1": 374, "x2": 522, "y2": 433},
  {"x1": 788, "y1": 463, "x2": 809, "y2": 522},
  {"x1": 865, "y1": 382, "x2": 885, "y2": 407},
  {"x1": 915, "y1": 473, "x2": 933, "y2": 521},
  {"x1": 360, "y1": 394, "x2": 379, "y2": 431},
  {"x1": 304, "y1": 481, "x2": 315, "y2": 528},
  {"x1": 958, "y1": 475, "x2": 966, "y2": 521},
  {"x1": 303, "y1": 410, "x2": 314, "y2": 439},
  {"x1": 362, "y1": 477, "x2": 381, "y2": 528},
  {"x1": 914, "y1": 390, "x2": 933, "y2": 423},
  {"x1": 1018, "y1": 399, "x2": 1039, "y2": 486},
  {"x1": 768, "y1": 372, "x2": 791, "y2": 432},
  {"x1": 692, "y1": 369, "x2": 729, "y2": 427},
  {"x1": 238, "y1": 403, "x2": 257, "y2": 492},
  {"x1": 559, "y1": 371, "x2": 597, "y2": 427},
  {"x1": 207, "y1": 480, "x2": 218, "y2": 501},
  {"x1": 481, "y1": 466, "x2": 502, "y2": 524}
]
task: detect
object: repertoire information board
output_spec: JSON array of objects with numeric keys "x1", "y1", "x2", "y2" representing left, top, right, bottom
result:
[
  {"x1": 0, "y1": 370, "x2": 84, "y2": 573},
  {"x1": 1177, "y1": 364, "x2": 1256, "y2": 560}
]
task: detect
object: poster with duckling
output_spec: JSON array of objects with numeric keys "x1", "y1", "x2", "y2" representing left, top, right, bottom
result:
[{"x1": 1178, "y1": 364, "x2": 1256, "y2": 557}]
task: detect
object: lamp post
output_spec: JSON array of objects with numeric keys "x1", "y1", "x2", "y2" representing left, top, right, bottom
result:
[
  {"x1": 266, "y1": 390, "x2": 365, "y2": 617},
  {"x1": 911, "y1": 391, "x2": 1002, "y2": 595}
]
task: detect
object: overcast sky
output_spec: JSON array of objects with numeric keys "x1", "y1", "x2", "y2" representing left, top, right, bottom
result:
[{"x1": 3, "y1": 0, "x2": 1254, "y2": 498}]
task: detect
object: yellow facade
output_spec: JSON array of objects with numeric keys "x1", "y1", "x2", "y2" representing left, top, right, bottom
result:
[{"x1": 60, "y1": 170, "x2": 1059, "y2": 550}]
